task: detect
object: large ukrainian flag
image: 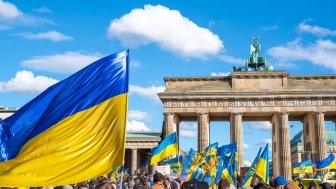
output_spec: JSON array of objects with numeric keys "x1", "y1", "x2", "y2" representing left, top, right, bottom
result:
[
  {"x1": 0, "y1": 51, "x2": 129, "y2": 186},
  {"x1": 150, "y1": 132, "x2": 178, "y2": 165}
]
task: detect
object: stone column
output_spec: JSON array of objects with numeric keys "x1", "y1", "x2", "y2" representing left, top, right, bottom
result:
[
  {"x1": 164, "y1": 113, "x2": 179, "y2": 137},
  {"x1": 278, "y1": 112, "x2": 292, "y2": 180},
  {"x1": 197, "y1": 113, "x2": 210, "y2": 151},
  {"x1": 271, "y1": 113, "x2": 280, "y2": 177},
  {"x1": 315, "y1": 112, "x2": 326, "y2": 161},
  {"x1": 230, "y1": 113, "x2": 243, "y2": 171},
  {"x1": 131, "y1": 148, "x2": 137, "y2": 174},
  {"x1": 303, "y1": 113, "x2": 316, "y2": 162}
]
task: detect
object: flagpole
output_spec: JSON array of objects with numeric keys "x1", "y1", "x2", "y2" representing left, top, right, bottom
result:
[
  {"x1": 177, "y1": 131, "x2": 180, "y2": 177},
  {"x1": 119, "y1": 165, "x2": 124, "y2": 189}
]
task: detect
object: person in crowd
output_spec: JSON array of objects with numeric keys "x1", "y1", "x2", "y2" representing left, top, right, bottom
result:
[
  {"x1": 123, "y1": 181, "x2": 130, "y2": 189},
  {"x1": 219, "y1": 179, "x2": 230, "y2": 189},
  {"x1": 148, "y1": 175, "x2": 154, "y2": 186},
  {"x1": 77, "y1": 183, "x2": 89, "y2": 189},
  {"x1": 252, "y1": 177, "x2": 260, "y2": 188},
  {"x1": 134, "y1": 175, "x2": 151, "y2": 189},
  {"x1": 170, "y1": 177, "x2": 180, "y2": 189},
  {"x1": 320, "y1": 171, "x2": 332, "y2": 189},
  {"x1": 151, "y1": 172, "x2": 165, "y2": 189},
  {"x1": 95, "y1": 182, "x2": 113, "y2": 189},
  {"x1": 272, "y1": 176, "x2": 299, "y2": 189},
  {"x1": 163, "y1": 177, "x2": 171, "y2": 189},
  {"x1": 308, "y1": 180, "x2": 317, "y2": 189},
  {"x1": 296, "y1": 178, "x2": 303, "y2": 189},
  {"x1": 253, "y1": 183, "x2": 272, "y2": 189},
  {"x1": 128, "y1": 176, "x2": 135, "y2": 189}
]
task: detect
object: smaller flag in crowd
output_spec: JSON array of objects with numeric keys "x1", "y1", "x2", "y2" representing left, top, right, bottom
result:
[
  {"x1": 293, "y1": 160, "x2": 313, "y2": 174},
  {"x1": 150, "y1": 132, "x2": 178, "y2": 165},
  {"x1": 254, "y1": 143, "x2": 270, "y2": 184},
  {"x1": 242, "y1": 147, "x2": 262, "y2": 188},
  {"x1": 315, "y1": 153, "x2": 335, "y2": 170}
]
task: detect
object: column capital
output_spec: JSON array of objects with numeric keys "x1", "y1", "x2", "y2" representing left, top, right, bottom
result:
[
  {"x1": 314, "y1": 111, "x2": 325, "y2": 115},
  {"x1": 230, "y1": 112, "x2": 243, "y2": 116},
  {"x1": 197, "y1": 112, "x2": 209, "y2": 116},
  {"x1": 278, "y1": 111, "x2": 289, "y2": 116},
  {"x1": 163, "y1": 112, "x2": 175, "y2": 116}
]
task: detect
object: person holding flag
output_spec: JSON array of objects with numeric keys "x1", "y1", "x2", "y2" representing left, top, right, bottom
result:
[{"x1": 242, "y1": 147, "x2": 262, "y2": 188}]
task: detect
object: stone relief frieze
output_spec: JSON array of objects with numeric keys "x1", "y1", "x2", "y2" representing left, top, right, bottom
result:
[{"x1": 164, "y1": 99, "x2": 335, "y2": 108}]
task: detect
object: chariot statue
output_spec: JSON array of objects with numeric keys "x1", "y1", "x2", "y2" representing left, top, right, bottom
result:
[{"x1": 232, "y1": 36, "x2": 273, "y2": 72}]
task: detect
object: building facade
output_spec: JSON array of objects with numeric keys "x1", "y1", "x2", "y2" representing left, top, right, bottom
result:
[
  {"x1": 291, "y1": 130, "x2": 336, "y2": 164},
  {"x1": 159, "y1": 71, "x2": 336, "y2": 179}
]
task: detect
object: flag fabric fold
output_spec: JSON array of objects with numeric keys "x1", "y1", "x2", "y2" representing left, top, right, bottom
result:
[
  {"x1": 242, "y1": 147, "x2": 262, "y2": 188},
  {"x1": 0, "y1": 51, "x2": 129, "y2": 186},
  {"x1": 316, "y1": 153, "x2": 335, "y2": 170},
  {"x1": 293, "y1": 160, "x2": 313, "y2": 174},
  {"x1": 254, "y1": 144, "x2": 269, "y2": 184},
  {"x1": 150, "y1": 132, "x2": 178, "y2": 165}
]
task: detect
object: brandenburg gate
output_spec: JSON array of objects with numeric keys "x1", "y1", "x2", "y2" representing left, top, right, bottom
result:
[{"x1": 158, "y1": 38, "x2": 336, "y2": 180}]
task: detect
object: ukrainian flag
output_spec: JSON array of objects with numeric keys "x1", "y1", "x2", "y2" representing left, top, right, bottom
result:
[
  {"x1": 0, "y1": 51, "x2": 129, "y2": 186},
  {"x1": 293, "y1": 160, "x2": 313, "y2": 174},
  {"x1": 316, "y1": 153, "x2": 335, "y2": 170},
  {"x1": 242, "y1": 147, "x2": 262, "y2": 188},
  {"x1": 254, "y1": 144, "x2": 269, "y2": 184},
  {"x1": 150, "y1": 132, "x2": 178, "y2": 165},
  {"x1": 221, "y1": 151, "x2": 237, "y2": 185}
]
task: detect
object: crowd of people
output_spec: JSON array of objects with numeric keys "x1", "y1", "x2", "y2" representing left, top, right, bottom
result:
[{"x1": 3, "y1": 171, "x2": 333, "y2": 189}]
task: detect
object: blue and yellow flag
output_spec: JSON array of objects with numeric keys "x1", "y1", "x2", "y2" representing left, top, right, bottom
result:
[
  {"x1": 182, "y1": 148, "x2": 196, "y2": 176},
  {"x1": 217, "y1": 143, "x2": 237, "y2": 157},
  {"x1": 316, "y1": 153, "x2": 335, "y2": 170},
  {"x1": 255, "y1": 144, "x2": 269, "y2": 184},
  {"x1": 221, "y1": 150, "x2": 237, "y2": 185},
  {"x1": 293, "y1": 160, "x2": 313, "y2": 174},
  {"x1": 150, "y1": 132, "x2": 178, "y2": 165},
  {"x1": 0, "y1": 51, "x2": 129, "y2": 186},
  {"x1": 242, "y1": 147, "x2": 262, "y2": 188}
]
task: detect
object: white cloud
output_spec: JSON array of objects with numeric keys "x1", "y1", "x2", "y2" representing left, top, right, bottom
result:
[
  {"x1": 243, "y1": 160, "x2": 252, "y2": 167},
  {"x1": 33, "y1": 7, "x2": 52, "y2": 13},
  {"x1": 130, "y1": 60, "x2": 141, "y2": 69},
  {"x1": 210, "y1": 72, "x2": 230, "y2": 76},
  {"x1": 16, "y1": 31, "x2": 72, "y2": 42},
  {"x1": 298, "y1": 22, "x2": 336, "y2": 36},
  {"x1": 268, "y1": 39, "x2": 336, "y2": 71},
  {"x1": 180, "y1": 130, "x2": 197, "y2": 139},
  {"x1": 129, "y1": 84, "x2": 165, "y2": 103},
  {"x1": 0, "y1": 24, "x2": 9, "y2": 30},
  {"x1": 180, "y1": 122, "x2": 197, "y2": 130},
  {"x1": 261, "y1": 25, "x2": 278, "y2": 31},
  {"x1": 0, "y1": 0, "x2": 22, "y2": 20},
  {"x1": 243, "y1": 142, "x2": 249, "y2": 150},
  {"x1": 128, "y1": 110, "x2": 152, "y2": 121},
  {"x1": 107, "y1": 4, "x2": 224, "y2": 58},
  {"x1": 179, "y1": 123, "x2": 197, "y2": 139},
  {"x1": 22, "y1": 51, "x2": 101, "y2": 73},
  {"x1": 0, "y1": 70, "x2": 58, "y2": 93},
  {"x1": 257, "y1": 138, "x2": 272, "y2": 146},
  {"x1": 217, "y1": 54, "x2": 244, "y2": 64},
  {"x1": 127, "y1": 120, "x2": 151, "y2": 132},
  {"x1": 248, "y1": 121, "x2": 272, "y2": 131}
]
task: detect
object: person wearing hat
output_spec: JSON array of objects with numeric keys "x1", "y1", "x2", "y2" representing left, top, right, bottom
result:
[{"x1": 272, "y1": 176, "x2": 300, "y2": 189}]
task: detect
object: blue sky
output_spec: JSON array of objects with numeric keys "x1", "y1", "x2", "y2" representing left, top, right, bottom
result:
[{"x1": 1, "y1": 0, "x2": 336, "y2": 166}]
